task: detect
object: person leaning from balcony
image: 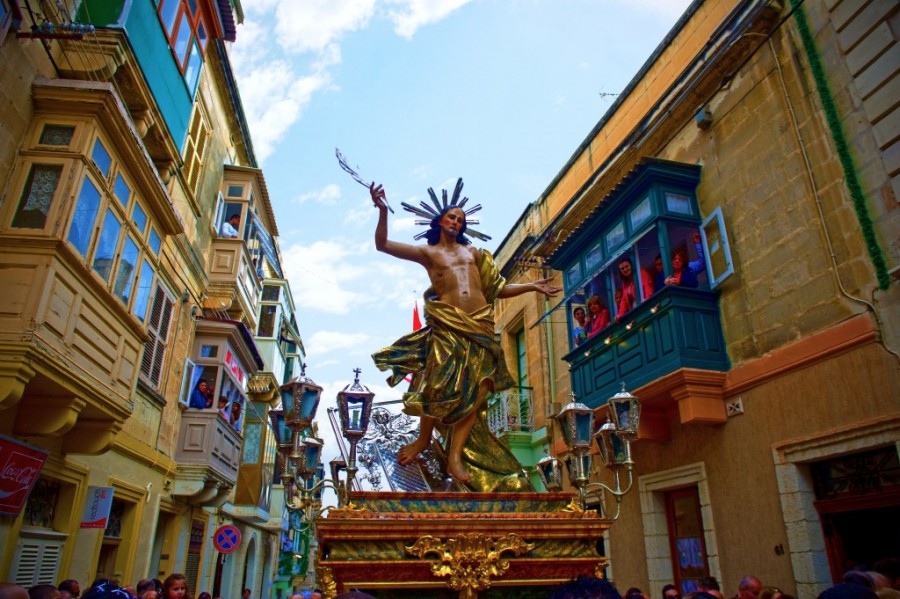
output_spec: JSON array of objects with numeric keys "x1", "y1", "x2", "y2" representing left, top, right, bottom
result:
[
  {"x1": 134, "y1": 581, "x2": 156, "y2": 599},
  {"x1": 665, "y1": 233, "x2": 705, "y2": 288},
  {"x1": 585, "y1": 295, "x2": 610, "y2": 337},
  {"x1": 230, "y1": 400, "x2": 243, "y2": 431},
  {"x1": 189, "y1": 378, "x2": 211, "y2": 409},
  {"x1": 218, "y1": 395, "x2": 230, "y2": 419},
  {"x1": 572, "y1": 306, "x2": 588, "y2": 346},
  {"x1": 220, "y1": 213, "x2": 240, "y2": 238},
  {"x1": 651, "y1": 254, "x2": 666, "y2": 292},
  {"x1": 615, "y1": 258, "x2": 653, "y2": 321}
]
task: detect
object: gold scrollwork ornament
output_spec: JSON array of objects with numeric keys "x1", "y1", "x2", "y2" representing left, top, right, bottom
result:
[{"x1": 406, "y1": 532, "x2": 535, "y2": 599}]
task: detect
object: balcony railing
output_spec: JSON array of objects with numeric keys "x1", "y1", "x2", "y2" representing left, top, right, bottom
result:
[{"x1": 486, "y1": 387, "x2": 535, "y2": 435}]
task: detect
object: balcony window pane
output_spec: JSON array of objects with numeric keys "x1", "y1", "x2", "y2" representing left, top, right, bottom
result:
[
  {"x1": 91, "y1": 138, "x2": 111, "y2": 178},
  {"x1": 39, "y1": 125, "x2": 75, "y2": 146},
  {"x1": 159, "y1": 0, "x2": 178, "y2": 35},
  {"x1": 68, "y1": 177, "x2": 102, "y2": 256},
  {"x1": 262, "y1": 285, "x2": 280, "y2": 302},
  {"x1": 585, "y1": 242, "x2": 603, "y2": 272},
  {"x1": 226, "y1": 185, "x2": 243, "y2": 198},
  {"x1": 197, "y1": 19, "x2": 207, "y2": 50},
  {"x1": 630, "y1": 196, "x2": 652, "y2": 230},
  {"x1": 92, "y1": 208, "x2": 122, "y2": 282},
  {"x1": 113, "y1": 173, "x2": 131, "y2": 207},
  {"x1": 258, "y1": 305, "x2": 277, "y2": 337},
  {"x1": 12, "y1": 164, "x2": 62, "y2": 229},
  {"x1": 565, "y1": 263, "x2": 582, "y2": 288},
  {"x1": 132, "y1": 259, "x2": 155, "y2": 321},
  {"x1": 200, "y1": 344, "x2": 218, "y2": 358},
  {"x1": 132, "y1": 203, "x2": 147, "y2": 233},
  {"x1": 149, "y1": 228, "x2": 161, "y2": 254},
  {"x1": 186, "y1": 0, "x2": 197, "y2": 14},
  {"x1": 173, "y1": 12, "x2": 191, "y2": 65},
  {"x1": 605, "y1": 221, "x2": 625, "y2": 252},
  {"x1": 184, "y1": 40, "x2": 202, "y2": 91},
  {"x1": 665, "y1": 192, "x2": 692, "y2": 215},
  {"x1": 114, "y1": 236, "x2": 139, "y2": 304}
]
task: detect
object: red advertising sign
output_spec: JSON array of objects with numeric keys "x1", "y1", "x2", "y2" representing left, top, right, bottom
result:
[
  {"x1": 81, "y1": 486, "x2": 115, "y2": 528},
  {"x1": 0, "y1": 434, "x2": 49, "y2": 517}
]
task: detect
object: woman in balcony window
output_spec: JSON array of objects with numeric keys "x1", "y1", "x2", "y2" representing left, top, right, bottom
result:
[
  {"x1": 585, "y1": 295, "x2": 610, "y2": 337},
  {"x1": 665, "y1": 233, "x2": 705, "y2": 288}
]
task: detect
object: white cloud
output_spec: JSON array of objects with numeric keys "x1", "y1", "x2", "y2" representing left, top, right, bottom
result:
[
  {"x1": 273, "y1": 0, "x2": 377, "y2": 53},
  {"x1": 385, "y1": 0, "x2": 474, "y2": 38},
  {"x1": 280, "y1": 239, "x2": 372, "y2": 315},
  {"x1": 295, "y1": 184, "x2": 342, "y2": 205},
  {"x1": 308, "y1": 330, "x2": 372, "y2": 355}
]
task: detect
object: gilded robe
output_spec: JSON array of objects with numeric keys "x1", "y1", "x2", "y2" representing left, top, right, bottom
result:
[{"x1": 372, "y1": 249, "x2": 533, "y2": 492}]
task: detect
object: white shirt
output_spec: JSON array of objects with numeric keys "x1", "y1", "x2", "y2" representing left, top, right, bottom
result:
[{"x1": 221, "y1": 220, "x2": 239, "y2": 238}]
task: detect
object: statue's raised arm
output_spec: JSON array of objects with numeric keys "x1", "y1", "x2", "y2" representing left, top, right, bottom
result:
[{"x1": 371, "y1": 183, "x2": 427, "y2": 266}]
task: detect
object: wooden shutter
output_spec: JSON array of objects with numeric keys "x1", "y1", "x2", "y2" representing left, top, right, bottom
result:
[
  {"x1": 183, "y1": 107, "x2": 208, "y2": 192},
  {"x1": 12, "y1": 537, "x2": 63, "y2": 586},
  {"x1": 140, "y1": 283, "x2": 175, "y2": 388}
]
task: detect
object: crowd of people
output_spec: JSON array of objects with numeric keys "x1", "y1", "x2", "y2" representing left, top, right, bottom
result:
[
  {"x1": 548, "y1": 561, "x2": 900, "y2": 599},
  {"x1": 571, "y1": 234, "x2": 706, "y2": 346},
  {"x1": 0, "y1": 559, "x2": 897, "y2": 599},
  {"x1": 0, "y1": 579, "x2": 384, "y2": 599}
]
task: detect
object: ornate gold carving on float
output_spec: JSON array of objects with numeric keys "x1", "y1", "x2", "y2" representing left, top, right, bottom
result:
[{"x1": 405, "y1": 532, "x2": 535, "y2": 599}]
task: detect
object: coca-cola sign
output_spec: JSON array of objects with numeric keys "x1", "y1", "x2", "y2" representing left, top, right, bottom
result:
[{"x1": 0, "y1": 434, "x2": 48, "y2": 517}]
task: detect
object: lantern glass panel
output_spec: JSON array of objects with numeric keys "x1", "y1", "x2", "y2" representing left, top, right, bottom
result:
[
  {"x1": 575, "y1": 411, "x2": 593, "y2": 444},
  {"x1": 269, "y1": 411, "x2": 292, "y2": 446},
  {"x1": 280, "y1": 389, "x2": 294, "y2": 416},
  {"x1": 346, "y1": 398, "x2": 364, "y2": 432},
  {"x1": 300, "y1": 388, "x2": 321, "y2": 420}
]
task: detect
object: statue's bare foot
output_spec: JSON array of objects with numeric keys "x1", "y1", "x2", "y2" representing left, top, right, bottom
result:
[
  {"x1": 397, "y1": 438, "x2": 429, "y2": 465},
  {"x1": 446, "y1": 454, "x2": 471, "y2": 483}
]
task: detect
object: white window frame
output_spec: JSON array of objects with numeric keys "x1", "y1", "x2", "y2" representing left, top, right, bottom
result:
[{"x1": 700, "y1": 205, "x2": 734, "y2": 288}]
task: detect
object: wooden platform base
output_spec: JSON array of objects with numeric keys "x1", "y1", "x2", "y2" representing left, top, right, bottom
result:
[{"x1": 315, "y1": 491, "x2": 610, "y2": 598}]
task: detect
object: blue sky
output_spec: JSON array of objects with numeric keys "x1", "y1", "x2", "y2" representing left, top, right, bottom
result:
[{"x1": 229, "y1": 0, "x2": 692, "y2": 451}]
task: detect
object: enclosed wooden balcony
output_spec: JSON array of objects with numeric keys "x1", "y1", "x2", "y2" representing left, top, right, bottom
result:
[
  {"x1": 172, "y1": 410, "x2": 242, "y2": 506},
  {"x1": 564, "y1": 286, "x2": 729, "y2": 438},
  {"x1": 207, "y1": 238, "x2": 262, "y2": 328}
]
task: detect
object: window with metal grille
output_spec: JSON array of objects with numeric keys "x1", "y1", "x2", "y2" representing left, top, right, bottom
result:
[
  {"x1": 140, "y1": 283, "x2": 175, "y2": 389},
  {"x1": 183, "y1": 106, "x2": 208, "y2": 192}
]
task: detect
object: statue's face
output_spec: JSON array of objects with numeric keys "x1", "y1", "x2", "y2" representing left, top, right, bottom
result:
[{"x1": 440, "y1": 208, "x2": 466, "y2": 236}]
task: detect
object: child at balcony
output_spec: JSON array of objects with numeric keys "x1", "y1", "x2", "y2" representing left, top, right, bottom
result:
[{"x1": 572, "y1": 306, "x2": 588, "y2": 346}]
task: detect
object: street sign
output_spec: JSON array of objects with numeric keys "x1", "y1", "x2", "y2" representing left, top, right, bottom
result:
[{"x1": 213, "y1": 524, "x2": 241, "y2": 554}]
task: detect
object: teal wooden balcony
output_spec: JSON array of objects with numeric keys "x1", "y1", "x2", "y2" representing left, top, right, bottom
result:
[{"x1": 563, "y1": 286, "x2": 728, "y2": 410}]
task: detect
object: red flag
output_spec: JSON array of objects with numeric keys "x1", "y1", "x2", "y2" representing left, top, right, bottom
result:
[
  {"x1": 412, "y1": 300, "x2": 423, "y2": 331},
  {"x1": 405, "y1": 301, "x2": 423, "y2": 384}
]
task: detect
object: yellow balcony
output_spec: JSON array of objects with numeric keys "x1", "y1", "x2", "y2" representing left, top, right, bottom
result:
[
  {"x1": 207, "y1": 238, "x2": 261, "y2": 329},
  {"x1": 0, "y1": 238, "x2": 146, "y2": 454},
  {"x1": 171, "y1": 409, "x2": 242, "y2": 506}
]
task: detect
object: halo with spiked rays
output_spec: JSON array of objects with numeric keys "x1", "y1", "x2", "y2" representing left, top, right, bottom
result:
[{"x1": 400, "y1": 178, "x2": 491, "y2": 242}]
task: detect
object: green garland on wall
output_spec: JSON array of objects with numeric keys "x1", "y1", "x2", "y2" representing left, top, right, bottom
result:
[{"x1": 790, "y1": 0, "x2": 890, "y2": 290}]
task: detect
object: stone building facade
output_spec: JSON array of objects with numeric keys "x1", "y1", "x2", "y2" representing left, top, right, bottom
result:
[
  {"x1": 494, "y1": 0, "x2": 899, "y2": 596},
  {"x1": 0, "y1": 2, "x2": 305, "y2": 597}
]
